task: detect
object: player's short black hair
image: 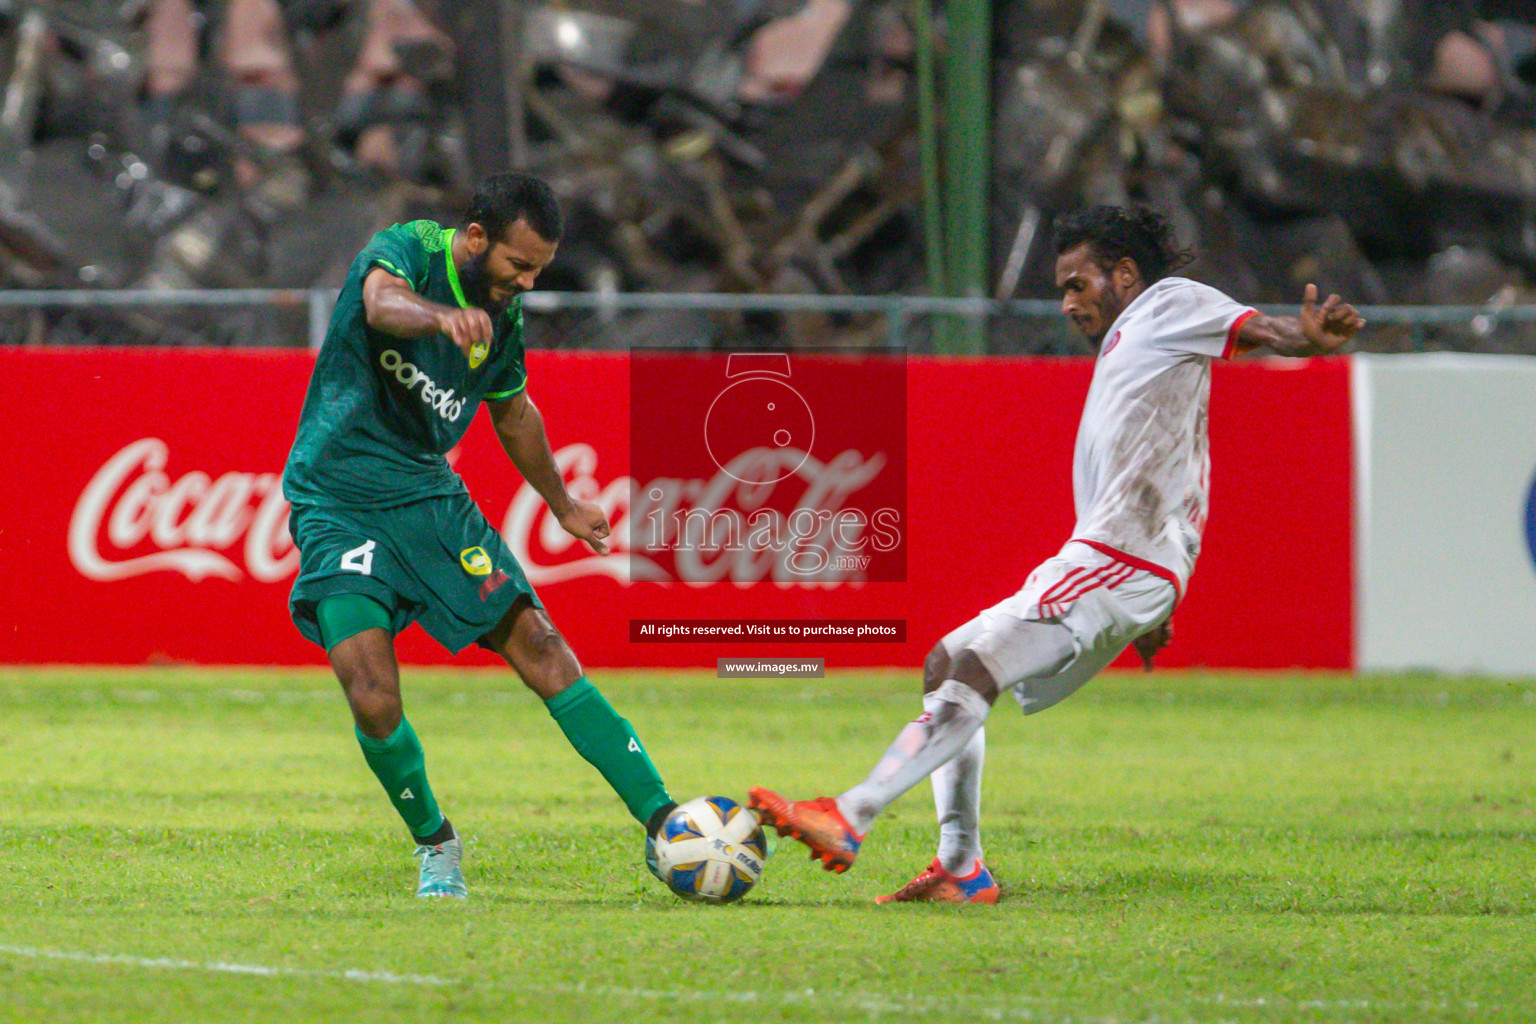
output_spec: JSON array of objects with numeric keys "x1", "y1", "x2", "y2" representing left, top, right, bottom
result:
[
  {"x1": 461, "y1": 173, "x2": 563, "y2": 245},
  {"x1": 1052, "y1": 206, "x2": 1191, "y2": 283}
]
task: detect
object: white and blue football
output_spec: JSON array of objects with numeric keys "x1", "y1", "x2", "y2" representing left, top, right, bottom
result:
[{"x1": 653, "y1": 796, "x2": 770, "y2": 903}]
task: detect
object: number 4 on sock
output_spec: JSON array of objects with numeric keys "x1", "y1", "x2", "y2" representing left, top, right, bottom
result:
[
  {"x1": 628, "y1": 738, "x2": 641, "y2": 753},
  {"x1": 341, "y1": 540, "x2": 376, "y2": 575}
]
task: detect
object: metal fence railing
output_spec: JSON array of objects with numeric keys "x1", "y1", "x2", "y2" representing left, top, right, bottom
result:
[{"x1": 2, "y1": 288, "x2": 1536, "y2": 355}]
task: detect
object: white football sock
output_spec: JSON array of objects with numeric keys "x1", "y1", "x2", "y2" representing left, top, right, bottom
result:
[
  {"x1": 836, "y1": 679, "x2": 993, "y2": 835},
  {"x1": 932, "y1": 708, "x2": 985, "y2": 875}
]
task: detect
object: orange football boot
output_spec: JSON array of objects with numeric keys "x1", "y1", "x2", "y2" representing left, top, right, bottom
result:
[
  {"x1": 875, "y1": 857, "x2": 1000, "y2": 904},
  {"x1": 747, "y1": 788, "x2": 864, "y2": 873}
]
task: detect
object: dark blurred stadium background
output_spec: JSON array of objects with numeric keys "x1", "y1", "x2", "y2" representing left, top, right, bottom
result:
[{"x1": 2, "y1": 0, "x2": 1536, "y2": 352}]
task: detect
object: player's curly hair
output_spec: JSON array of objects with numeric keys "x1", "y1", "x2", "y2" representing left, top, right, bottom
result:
[
  {"x1": 1052, "y1": 206, "x2": 1192, "y2": 283},
  {"x1": 462, "y1": 173, "x2": 564, "y2": 245}
]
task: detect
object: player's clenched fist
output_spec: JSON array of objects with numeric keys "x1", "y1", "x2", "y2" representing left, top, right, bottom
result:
[{"x1": 436, "y1": 307, "x2": 494, "y2": 359}]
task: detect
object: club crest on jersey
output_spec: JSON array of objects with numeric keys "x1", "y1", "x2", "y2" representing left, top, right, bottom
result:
[
  {"x1": 468, "y1": 340, "x2": 489, "y2": 369},
  {"x1": 459, "y1": 546, "x2": 493, "y2": 576},
  {"x1": 1102, "y1": 329, "x2": 1122, "y2": 355}
]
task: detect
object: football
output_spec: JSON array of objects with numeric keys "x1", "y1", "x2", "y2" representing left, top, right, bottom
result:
[{"x1": 652, "y1": 795, "x2": 770, "y2": 902}]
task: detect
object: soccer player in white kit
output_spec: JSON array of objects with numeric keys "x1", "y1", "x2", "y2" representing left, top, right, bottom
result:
[{"x1": 750, "y1": 206, "x2": 1366, "y2": 903}]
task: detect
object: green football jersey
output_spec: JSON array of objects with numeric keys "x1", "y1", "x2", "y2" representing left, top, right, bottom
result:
[{"x1": 284, "y1": 220, "x2": 528, "y2": 509}]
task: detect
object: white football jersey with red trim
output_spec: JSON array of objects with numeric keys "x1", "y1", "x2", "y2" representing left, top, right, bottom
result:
[{"x1": 1069, "y1": 277, "x2": 1256, "y2": 595}]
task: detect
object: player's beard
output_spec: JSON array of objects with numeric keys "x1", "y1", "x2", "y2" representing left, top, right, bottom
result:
[
  {"x1": 459, "y1": 250, "x2": 515, "y2": 320},
  {"x1": 1091, "y1": 283, "x2": 1129, "y2": 346}
]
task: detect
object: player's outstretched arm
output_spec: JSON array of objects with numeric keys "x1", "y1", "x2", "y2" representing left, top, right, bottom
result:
[
  {"x1": 1237, "y1": 284, "x2": 1367, "y2": 357},
  {"x1": 362, "y1": 267, "x2": 491, "y2": 358},
  {"x1": 487, "y1": 392, "x2": 612, "y2": 556}
]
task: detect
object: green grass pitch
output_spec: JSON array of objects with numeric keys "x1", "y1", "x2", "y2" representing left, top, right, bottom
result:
[{"x1": 1, "y1": 666, "x2": 1532, "y2": 1023}]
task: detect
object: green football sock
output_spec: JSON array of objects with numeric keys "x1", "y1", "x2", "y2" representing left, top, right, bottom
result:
[
  {"x1": 545, "y1": 678, "x2": 673, "y2": 826},
  {"x1": 355, "y1": 717, "x2": 445, "y2": 842}
]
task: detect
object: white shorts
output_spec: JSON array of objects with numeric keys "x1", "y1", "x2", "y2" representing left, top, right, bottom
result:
[{"x1": 940, "y1": 541, "x2": 1178, "y2": 715}]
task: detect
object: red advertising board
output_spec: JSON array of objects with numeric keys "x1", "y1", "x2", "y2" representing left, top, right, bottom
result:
[{"x1": 0, "y1": 347, "x2": 1351, "y2": 669}]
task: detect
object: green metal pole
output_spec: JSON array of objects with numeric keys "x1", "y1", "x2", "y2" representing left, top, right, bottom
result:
[
  {"x1": 913, "y1": 0, "x2": 947, "y2": 305},
  {"x1": 940, "y1": 0, "x2": 991, "y2": 355}
]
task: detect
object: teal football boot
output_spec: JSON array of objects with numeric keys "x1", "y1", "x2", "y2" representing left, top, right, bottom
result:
[{"x1": 414, "y1": 837, "x2": 467, "y2": 898}]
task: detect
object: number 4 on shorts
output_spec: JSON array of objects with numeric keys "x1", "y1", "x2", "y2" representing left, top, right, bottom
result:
[{"x1": 341, "y1": 540, "x2": 376, "y2": 575}]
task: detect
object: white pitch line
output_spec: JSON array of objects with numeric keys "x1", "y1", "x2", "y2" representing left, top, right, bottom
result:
[
  {"x1": 0, "y1": 945, "x2": 450, "y2": 988},
  {"x1": 0, "y1": 946, "x2": 1046, "y2": 1021},
  {"x1": 1202, "y1": 993, "x2": 1488, "y2": 1015},
  {"x1": 0, "y1": 945, "x2": 1497, "y2": 1021},
  {"x1": 0, "y1": 946, "x2": 1092, "y2": 1021},
  {"x1": 542, "y1": 981, "x2": 1051, "y2": 1022}
]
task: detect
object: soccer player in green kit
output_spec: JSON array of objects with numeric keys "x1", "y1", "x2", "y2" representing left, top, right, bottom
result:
[{"x1": 283, "y1": 174, "x2": 675, "y2": 898}]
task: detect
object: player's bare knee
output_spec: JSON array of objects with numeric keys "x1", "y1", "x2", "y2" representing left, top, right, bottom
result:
[
  {"x1": 331, "y1": 656, "x2": 402, "y2": 737},
  {"x1": 352, "y1": 701, "x2": 402, "y2": 739},
  {"x1": 344, "y1": 678, "x2": 402, "y2": 738},
  {"x1": 923, "y1": 642, "x2": 952, "y2": 693},
  {"x1": 517, "y1": 623, "x2": 583, "y2": 697},
  {"x1": 525, "y1": 620, "x2": 563, "y2": 656},
  {"x1": 521, "y1": 621, "x2": 574, "y2": 671},
  {"x1": 949, "y1": 649, "x2": 1001, "y2": 704}
]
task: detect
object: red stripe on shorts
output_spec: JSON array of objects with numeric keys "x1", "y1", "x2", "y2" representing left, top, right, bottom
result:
[
  {"x1": 1069, "y1": 539, "x2": 1183, "y2": 600},
  {"x1": 1040, "y1": 563, "x2": 1123, "y2": 617},
  {"x1": 1049, "y1": 564, "x2": 1116, "y2": 608},
  {"x1": 1102, "y1": 563, "x2": 1136, "y2": 589},
  {"x1": 1038, "y1": 566, "x2": 1090, "y2": 608}
]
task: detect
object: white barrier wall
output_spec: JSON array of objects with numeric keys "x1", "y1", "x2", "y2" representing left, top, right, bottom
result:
[{"x1": 1355, "y1": 354, "x2": 1536, "y2": 675}]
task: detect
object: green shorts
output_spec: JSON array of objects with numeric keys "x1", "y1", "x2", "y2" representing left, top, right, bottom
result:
[{"x1": 288, "y1": 492, "x2": 540, "y2": 653}]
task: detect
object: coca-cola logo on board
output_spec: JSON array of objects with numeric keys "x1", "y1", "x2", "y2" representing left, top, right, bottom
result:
[
  {"x1": 68, "y1": 430, "x2": 904, "y2": 589},
  {"x1": 69, "y1": 438, "x2": 298, "y2": 583},
  {"x1": 503, "y1": 443, "x2": 634, "y2": 585},
  {"x1": 502, "y1": 444, "x2": 901, "y2": 586}
]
